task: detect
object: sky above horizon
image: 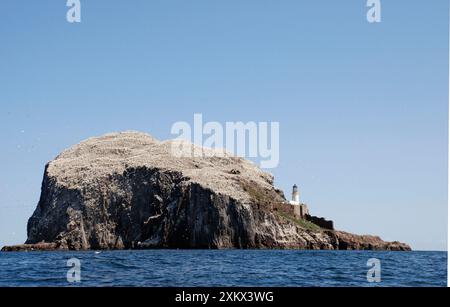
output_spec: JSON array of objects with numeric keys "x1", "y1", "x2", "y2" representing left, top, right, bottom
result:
[{"x1": 0, "y1": 0, "x2": 448, "y2": 251}]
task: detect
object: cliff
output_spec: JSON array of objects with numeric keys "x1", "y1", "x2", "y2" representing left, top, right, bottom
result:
[{"x1": 2, "y1": 131, "x2": 411, "y2": 251}]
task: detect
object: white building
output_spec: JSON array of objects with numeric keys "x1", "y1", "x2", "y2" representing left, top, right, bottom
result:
[
  {"x1": 289, "y1": 184, "x2": 300, "y2": 205},
  {"x1": 288, "y1": 184, "x2": 309, "y2": 218}
]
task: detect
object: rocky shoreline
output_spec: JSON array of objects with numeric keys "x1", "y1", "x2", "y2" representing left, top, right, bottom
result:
[
  {"x1": 2, "y1": 132, "x2": 411, "y2": 252},
  {"x1": 1, "y1": 232, "x2": 410, "y2": 252}
]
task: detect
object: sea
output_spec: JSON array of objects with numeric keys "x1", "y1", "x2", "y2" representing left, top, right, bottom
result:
[{"x1": 0, "y1": 250, "x2": 446, "y2": 287}]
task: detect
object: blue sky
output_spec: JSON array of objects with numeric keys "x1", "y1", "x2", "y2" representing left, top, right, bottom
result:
[{"x1": 0, "y1": 0, "x2": 448, "y2": 250}]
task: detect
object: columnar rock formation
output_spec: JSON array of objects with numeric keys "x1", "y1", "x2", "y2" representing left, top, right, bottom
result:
[{"x1": 2, "y1": 132, "x2": 411, "y2": 251}]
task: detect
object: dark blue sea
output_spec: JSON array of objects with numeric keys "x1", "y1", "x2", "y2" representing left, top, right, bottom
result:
[{"x1": 0, "y1": 250, "x2": 446, "y2": 287}]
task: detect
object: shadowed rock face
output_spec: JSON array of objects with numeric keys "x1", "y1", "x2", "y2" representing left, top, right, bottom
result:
[{"x1": 3, "y1": 132, "x2": 411, "y2": 251}]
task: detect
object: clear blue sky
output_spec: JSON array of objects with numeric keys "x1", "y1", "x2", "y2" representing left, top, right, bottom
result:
[{"x1": 0, "y1": 0, "x2": 448, "y2": 250}]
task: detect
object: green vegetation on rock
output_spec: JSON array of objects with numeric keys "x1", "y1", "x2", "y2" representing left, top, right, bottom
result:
[{"x1": 276, "y1": 211, "x2": 322, "y2": 233}]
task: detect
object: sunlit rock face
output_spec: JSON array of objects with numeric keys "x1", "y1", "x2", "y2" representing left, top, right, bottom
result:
[{"x1": 5, "y1": 131, "x2": 411, "y2": 251}]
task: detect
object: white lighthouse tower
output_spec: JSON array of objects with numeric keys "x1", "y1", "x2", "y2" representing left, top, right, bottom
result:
[
  {"x1": 290, "y1": 184, "x2": 300, "y2": 205},
  {"x1": 288, "y1": 184, "x2": 309, "y2": 218}
]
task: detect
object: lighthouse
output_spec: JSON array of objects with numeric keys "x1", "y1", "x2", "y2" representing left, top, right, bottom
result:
[
  {"x1": 288, "y1": 184, "x2": 309, "y2": 218},
  {"x1": 291, "y1": 184, "x2": 300, "y2": 204}
]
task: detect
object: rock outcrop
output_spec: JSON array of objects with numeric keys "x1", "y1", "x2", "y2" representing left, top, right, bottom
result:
[{"x1": 2, "y1": 132, "x2": 411, "y2": 251}]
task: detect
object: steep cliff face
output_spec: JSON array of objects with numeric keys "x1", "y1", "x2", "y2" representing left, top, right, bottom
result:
[{"x1": 4, "y1": 132, "x2": 410, "y2": 251}]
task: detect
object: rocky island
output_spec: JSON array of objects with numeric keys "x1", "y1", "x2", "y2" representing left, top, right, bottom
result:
[{"x1": 2, "y1": 131, "x2": 410, "y2": 252}]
